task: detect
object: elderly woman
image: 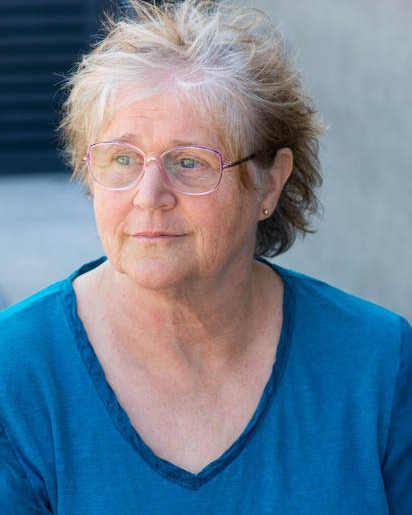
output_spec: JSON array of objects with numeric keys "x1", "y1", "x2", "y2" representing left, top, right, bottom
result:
[{"x1": 0, "y1": 0, "x2": 411, "y2": 513}]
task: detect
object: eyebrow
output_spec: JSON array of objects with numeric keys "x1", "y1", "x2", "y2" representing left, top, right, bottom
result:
[
  {"x1": 107, "y1": 133, "x2": 216, "y2": 149},
  {"x1": 109, "y1": 133, "x2": 137, "y2": 144}
]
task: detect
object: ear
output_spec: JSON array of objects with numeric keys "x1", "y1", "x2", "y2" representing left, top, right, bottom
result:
[{"x1": 258, "y1": 148, "x2": 293, "y2": 221}]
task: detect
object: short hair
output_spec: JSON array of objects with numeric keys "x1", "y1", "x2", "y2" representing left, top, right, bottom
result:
[{"x1": 59, "y1": 0, "x2": 324, "y2": 257}]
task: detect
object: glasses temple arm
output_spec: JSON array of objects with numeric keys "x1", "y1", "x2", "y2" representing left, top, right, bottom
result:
[{"x1": 223, "y1": 153, "x2": 256, "y2": 170}]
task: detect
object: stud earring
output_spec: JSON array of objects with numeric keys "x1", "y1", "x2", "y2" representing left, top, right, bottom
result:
[{"x1": 263, "y1": 208, "x2": 270, "y2": 216}]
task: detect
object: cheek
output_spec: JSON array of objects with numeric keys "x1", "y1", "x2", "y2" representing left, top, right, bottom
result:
[
  {"x1": 93, "y1": 192, "x2": 128, "y2": 248},
  {"x1": 191, "y1": 190, "x2": 258, "y2": 258}
]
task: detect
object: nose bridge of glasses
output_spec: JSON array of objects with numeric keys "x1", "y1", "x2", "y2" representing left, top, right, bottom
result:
[
  {"x1": 139, "y1": 153, "x2": 172, "y2": 191},
  {"x1": 145, "y1": 154, "x2": 160, "y2": 165},
  {"x1": 143, "y1": 153, "x2": 167, "y2": 174}
]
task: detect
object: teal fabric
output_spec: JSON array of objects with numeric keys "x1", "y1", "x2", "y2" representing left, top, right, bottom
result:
[{"x1": 0, "y1": 257, "x2": 411, "y2": 514}]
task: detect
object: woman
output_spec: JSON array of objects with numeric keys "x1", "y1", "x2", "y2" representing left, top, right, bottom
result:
[{"x1": 0, "y1": 1, "x2": 410, "y2": 513}]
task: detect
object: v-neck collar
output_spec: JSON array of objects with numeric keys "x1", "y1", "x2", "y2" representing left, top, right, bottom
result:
[{"x1": 62, "y1": 256, "x2": 295, "y2": 490}]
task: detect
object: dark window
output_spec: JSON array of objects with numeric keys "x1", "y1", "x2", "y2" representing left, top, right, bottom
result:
[{"x1": 0, "y1": 0, "x2": 113, "y2": 174}]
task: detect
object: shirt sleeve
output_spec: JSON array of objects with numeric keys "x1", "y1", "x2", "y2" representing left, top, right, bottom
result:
[
  {"x1": 381, "y1": 316, "x2": 412, "y2": 514},
  {"x1": 0, "y1": 422, "x2": 52, "y2": 514}
]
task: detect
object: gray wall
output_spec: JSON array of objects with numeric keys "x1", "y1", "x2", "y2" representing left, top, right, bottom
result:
[
  {"x1": 1, "y1": 0, "x2": 410, "y2": 322},
  {"x1": 247, "y1": 0, "x2": 412, "y2": 321}
]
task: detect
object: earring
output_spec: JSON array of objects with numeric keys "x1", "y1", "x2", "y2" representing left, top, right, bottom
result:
[{"x1": 263, "y1": 208, "x2": 270, "y2": 216}]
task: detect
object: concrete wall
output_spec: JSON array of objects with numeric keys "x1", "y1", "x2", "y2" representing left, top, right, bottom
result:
[
  {"x1": 0, "y1": 175, "x2": 103, "y2": 307},
  {"x1": 245, "y1": 0, "x2": 412, "y2": 320},
  {"x1": 1, "y1": 0, "x2": 410, "y2": 322}
]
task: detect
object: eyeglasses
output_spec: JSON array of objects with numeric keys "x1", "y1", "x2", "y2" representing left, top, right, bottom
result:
[{"x1": 83, "y1": 141, "x2": 255, "y2": 195}]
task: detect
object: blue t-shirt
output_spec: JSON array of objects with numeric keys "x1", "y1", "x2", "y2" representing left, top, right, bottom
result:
[{"x1": 0, "y1": 257, "x2": 411, "y2": 514}]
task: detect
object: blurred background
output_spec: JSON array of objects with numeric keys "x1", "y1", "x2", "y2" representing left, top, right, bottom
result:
[{"x1": 0, "y1": 0, "x2": 411, "y2": 321}]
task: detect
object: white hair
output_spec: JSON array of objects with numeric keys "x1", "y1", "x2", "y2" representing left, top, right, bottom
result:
[{"x1": 60, "y1": 0, "x2": 323, "y2": 256}]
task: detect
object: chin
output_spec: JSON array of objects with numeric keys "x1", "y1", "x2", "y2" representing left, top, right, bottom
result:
[{"x1": 118, "y1": 255, "x2": 194, "y2": 292}]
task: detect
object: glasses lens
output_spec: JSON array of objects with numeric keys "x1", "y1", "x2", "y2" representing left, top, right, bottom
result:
[
  {"x1": 162, "y1": 147, "x2": 222, "y2": 194},
  {"x1": 89, "y1": 143, "x2": 144, "y2": 189}
]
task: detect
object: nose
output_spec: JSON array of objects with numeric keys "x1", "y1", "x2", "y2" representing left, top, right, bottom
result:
[{"x1": 131, "y1": 157, "x2": 177, "y2": 211}]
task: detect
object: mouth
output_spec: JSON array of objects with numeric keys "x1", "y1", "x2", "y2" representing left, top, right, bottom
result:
[{"x1": 131, "y1": 231, "x2": 185, "y2": 240}]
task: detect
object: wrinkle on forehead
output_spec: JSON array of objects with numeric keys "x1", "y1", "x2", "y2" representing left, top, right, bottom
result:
[{"x1": 98, "y1": 92, "x2": 224, "y2": 153}]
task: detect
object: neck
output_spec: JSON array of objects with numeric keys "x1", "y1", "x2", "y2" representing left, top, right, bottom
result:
[{"x1": 91, "y1": 257, "x2": 281, "y2": 371}]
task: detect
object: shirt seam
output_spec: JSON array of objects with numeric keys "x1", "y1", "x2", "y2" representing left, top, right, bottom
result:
[
  {"x1": 381, "y1": 316, "x2": 405, "y2": 466},
  {"x1": 0, "y1": 417, "x2": 48, "y2": 511}
]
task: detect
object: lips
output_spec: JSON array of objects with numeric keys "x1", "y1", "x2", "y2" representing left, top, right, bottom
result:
[{"x1": 131, "y1": 231, "x2": 184, "y2": 238}]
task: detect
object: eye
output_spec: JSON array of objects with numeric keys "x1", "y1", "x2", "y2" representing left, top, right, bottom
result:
[
  {"x1": 116, "y1": 155, "x2": 134, "y2": 166},
  {"x1": 179, "y1": 157, "x2": 202, "y2": 169}
]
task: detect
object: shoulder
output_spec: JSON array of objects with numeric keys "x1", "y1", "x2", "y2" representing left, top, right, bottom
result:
[
  {"x1": 274, "y1": 262, "x2": 408, "y2": 336},
  {"x1": 261, "y1": 259, "x2": 411, "y2": 373},
  {"x1": 0, "y1": 256, "x2": 106, "y2": 351},
  {"x1": 267, "y1": 262, "x2": 412, "y2": 492},
  {"x1": 0, "y1": 257, "x2": 105, "y2": 391},
  {"x1": 0, "y1": 282, "x2": 75, "y2": 504},
  {"x1": 0, "y1": 278, "x2": 70, "y2": 343},
  {"x1": 0, "y1": 280, "x2": 71, "y2": 390}
]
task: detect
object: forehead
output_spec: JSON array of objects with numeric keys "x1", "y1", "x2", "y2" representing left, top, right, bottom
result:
[{"x1": 98, "y1": 91, "x2": 223, "y2": 151}]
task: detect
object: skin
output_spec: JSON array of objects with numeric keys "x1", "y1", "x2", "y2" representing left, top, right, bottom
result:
[
  {"x1": 86, "y1": 92, "x2": 292, "y2": 359},
  {"x1": 73, "y1": 92, "x2": 293, "y2": 472}
]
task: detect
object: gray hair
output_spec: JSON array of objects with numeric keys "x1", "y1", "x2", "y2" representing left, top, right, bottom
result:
[{"x1": 59, "y1": 0, "x2": 323, "y2": 256}]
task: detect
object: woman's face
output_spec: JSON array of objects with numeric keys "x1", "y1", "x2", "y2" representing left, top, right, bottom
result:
[{"x1": 92, "y1": 93, "x2": 271, "y2": 291}]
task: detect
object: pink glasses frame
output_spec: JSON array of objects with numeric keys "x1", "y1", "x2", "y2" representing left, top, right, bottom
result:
[{"x1": 83, "y1": 141, "x2": 255, "y2": 196}]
